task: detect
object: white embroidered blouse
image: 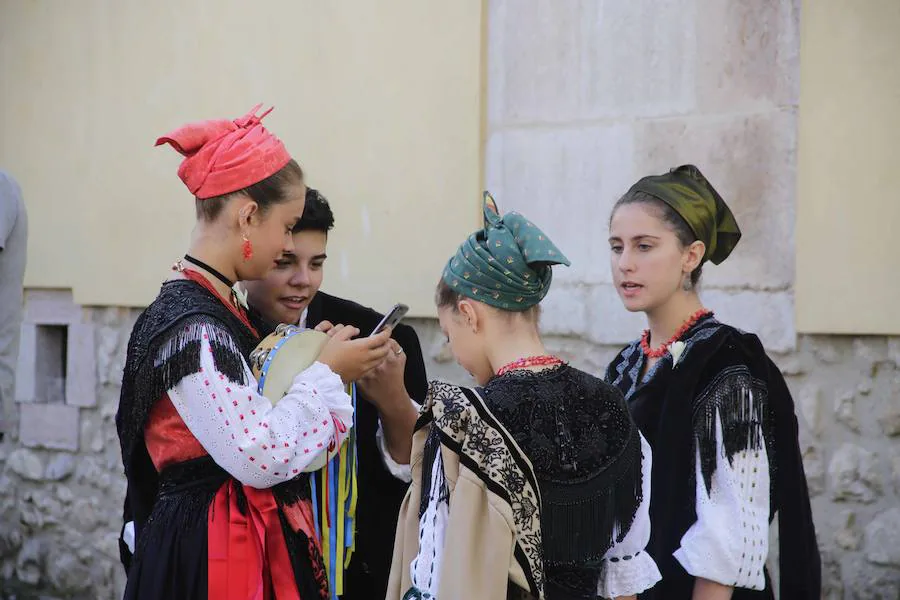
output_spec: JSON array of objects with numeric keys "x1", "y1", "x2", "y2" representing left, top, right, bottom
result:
[
  {"x1": 674, "y1": 407, "x2": 770, "y2": 590},
  {"x1": 166, "y1": 327, "x2": 354, "y2": 489}
]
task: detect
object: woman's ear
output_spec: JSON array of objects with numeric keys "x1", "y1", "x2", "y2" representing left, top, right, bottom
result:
[
  {"x1": 235, "y1": 196, "x2": 260, "y2": 228},
  {"x1": 457, "y1": 299, "x2": 480, "y2": 333},
  {"x1": 683, "y1": 240, "x2": 706, "y2": 274}
]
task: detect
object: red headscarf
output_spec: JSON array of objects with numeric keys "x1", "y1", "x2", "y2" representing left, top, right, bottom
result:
[{"x1": 156, "y1": 104, "x2": 292, "y2": 199}]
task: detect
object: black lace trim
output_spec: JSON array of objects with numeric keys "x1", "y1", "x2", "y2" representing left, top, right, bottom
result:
[
  {"x1": 418, "y1": 426, "x2": 449, "y2": 520},
  {"x1": 278, "y1": 508, "x2": 330, "y2": 600},
  {"x1": 427, "y1": 382, "x2": 545, "y2": 596},
  {"x1": 544, "y1": 569, "x2": 602, "y2": 599},
  {"x1": 271, "y1": 472, "x2": 313, "y2": 507}
]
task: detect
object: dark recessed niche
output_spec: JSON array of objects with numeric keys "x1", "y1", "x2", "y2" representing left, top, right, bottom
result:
[{"x1": 35, "y1": 324, "x2": 67, "y2": 403}]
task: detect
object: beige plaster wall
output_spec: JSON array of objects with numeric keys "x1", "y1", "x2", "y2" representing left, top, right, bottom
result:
[
  {"x1": 0, "y1": 0, "x2": 484, "y2": 316},
  {"x1": 796, "y1": 0, "x2": 900, "y2": 334}
]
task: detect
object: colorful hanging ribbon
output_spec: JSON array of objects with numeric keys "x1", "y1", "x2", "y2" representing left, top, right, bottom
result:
[{"x1": 310, "y1": 382, "x2": 359, "y2": 599}]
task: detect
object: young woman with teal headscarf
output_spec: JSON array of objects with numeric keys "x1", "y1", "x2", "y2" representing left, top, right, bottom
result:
[{"x1": 367, "y1": 193, "x2": 662, "y2": 600}]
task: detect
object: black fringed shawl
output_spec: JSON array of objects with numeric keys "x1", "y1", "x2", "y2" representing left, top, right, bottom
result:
[
  {"x1": 116, "y1": 281, "x2": 319, "y2": 574},
  {"x1": 606, "y1": 316, "x2": 821, "y2": 600},
  {"x1": 116, "y1": 280, "x2": 260, "y2": 549},
  {"x1": 416, "y1": 367, "x2": 643, "y2": 599},
  {"x1": 483, "y1": 366, "x2": 642, "y2": 599}
]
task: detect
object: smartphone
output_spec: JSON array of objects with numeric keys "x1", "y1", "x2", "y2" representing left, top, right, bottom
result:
[{"x1": 370, "y1": 303, "x2": 409, "y2": 337}]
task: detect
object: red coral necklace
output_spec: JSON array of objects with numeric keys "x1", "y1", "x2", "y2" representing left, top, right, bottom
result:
[
  {"x1": 496, "y1": 355, "x2": 565, "y2": 377},
  {"x1": 640, "y1": 308, "x2": 712, "y2": 359}
]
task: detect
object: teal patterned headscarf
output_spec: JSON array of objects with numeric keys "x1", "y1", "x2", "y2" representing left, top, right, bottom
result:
[{"x1": 442, "y1": 192, "x2": 570, "y2": 311}]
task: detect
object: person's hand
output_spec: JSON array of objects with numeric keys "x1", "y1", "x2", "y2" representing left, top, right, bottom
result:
[
  {"x1": 316, "y1": 325, "x2": 393, "y2": 383},
  {"x1": 314, "y1": 320, "x2": 335, "y2": 334},
  {"x1": 357, "y1": 339, "x2": 410, "y2": 412}
]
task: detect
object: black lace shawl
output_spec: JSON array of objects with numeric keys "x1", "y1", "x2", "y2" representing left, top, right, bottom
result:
[
  {"x1": 116, "y1": 280, "x2": 260, "y2": 543},
  {"x1": 415, "y1": 367, "x2": 642, "y2": 599},
  {"x1": 606, "y1": 318, "x2": 821, "y2": 600},
  {"x1": 482, "y1": 366, "x2": 642, "y2": 599}
]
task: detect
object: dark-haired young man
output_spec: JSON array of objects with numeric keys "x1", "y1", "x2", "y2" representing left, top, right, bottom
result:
[{"x1": 243, "y1": 188, "x2": 423, "y2": 600}]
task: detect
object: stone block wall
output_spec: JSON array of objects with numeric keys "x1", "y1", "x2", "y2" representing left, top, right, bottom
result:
[
  {"x1": 416, "y1": 320, "x2": 900, "y2": 599},
  {"x1": 484, "y1": 0, "x2": 799, "y2": 352},
  {"x1": 1, "y1": 308, "x2": 898, "y2": 598},
  {"x1": 1, "y1": 297, "x2": 133, "y2": 599}
]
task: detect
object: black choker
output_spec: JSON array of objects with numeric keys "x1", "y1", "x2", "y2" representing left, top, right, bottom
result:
[{"x1": 182, "y1": 254, "x2": 235, "y2": 288}]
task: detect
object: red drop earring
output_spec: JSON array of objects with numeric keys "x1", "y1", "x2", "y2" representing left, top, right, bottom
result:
[{"x1": 241, "y1": 234, "x2": 253, "y2": 261}]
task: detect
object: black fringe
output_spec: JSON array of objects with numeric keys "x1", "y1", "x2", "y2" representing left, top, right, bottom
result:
[
  {"x1": 133, "y1": 457, "x2": 228, "y2": 558},
  {"x1": 271, "y1": 472, "x2": 313, "y2": 508},
  {"x1": 539, "y1": 424, "x2": 643, "y2": 567},
  {"x1": 418, "y1": 426, "x2": 449, "y2": 519},
  {"x1": 693, "y1": 366, "x2": 767, "y2": 495},
  {"x1": 152, "y1": 319, "x2": 247, "y2": 383},
  {"x1": 119, "y1": 314, "x2": 254, "y2": 473}
]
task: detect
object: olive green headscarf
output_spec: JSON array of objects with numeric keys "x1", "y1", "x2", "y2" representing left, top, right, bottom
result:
[
  {"x1": 627, "y1": 164, "x2": 741, "y2": 264},
  {"x1": 442, "y1": 192, "x2": 570, "y2": 310}
]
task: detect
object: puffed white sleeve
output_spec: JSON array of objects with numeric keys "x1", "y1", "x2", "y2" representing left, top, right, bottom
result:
[
  {"x1": 597, "y1": 432, "x2": 662, "y2": 598},
  {"x1": 375, "y1": 397, "x2": 421, "y2": 483},
  {"x1": 673, "y1": 407, "x2": 770, "y2": 590},
  {"x1": 167, "y1": 325, "x2": 354, "y2": 489}
]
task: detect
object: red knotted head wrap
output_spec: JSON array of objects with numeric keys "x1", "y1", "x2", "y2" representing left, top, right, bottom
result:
[{"x1": 155, "y1": 104, "x2": 293, "y2": 199}]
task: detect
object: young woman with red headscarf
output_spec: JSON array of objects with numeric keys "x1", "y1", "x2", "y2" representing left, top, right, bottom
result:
[{"x1": 116, "y1": 105, "x2": 393, "y2": 600}]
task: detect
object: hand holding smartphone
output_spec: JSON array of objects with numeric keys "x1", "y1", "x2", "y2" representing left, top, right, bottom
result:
[{"x1": 370, "y1": 303, "x2": 409, "y2": 337}]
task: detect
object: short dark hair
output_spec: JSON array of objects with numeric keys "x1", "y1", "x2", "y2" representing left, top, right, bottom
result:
[
  {"x1": 611, "y1": 190, "x2": 704, "y2": 286},
  {"x1": 195, "y1": 159, "x2": 305, "y2": 221},
  {"x1": 293, "y1": 188, "x2": 335, "y2": 234}
]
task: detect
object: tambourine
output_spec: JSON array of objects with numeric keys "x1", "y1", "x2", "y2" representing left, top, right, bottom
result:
[
  {"x1": 250, "y1": 322, "x2": 360, "y2": 595},
  {"x1": 249, "y1": 323, "x2": 347, "y2": 472}
]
